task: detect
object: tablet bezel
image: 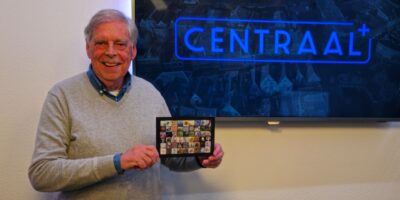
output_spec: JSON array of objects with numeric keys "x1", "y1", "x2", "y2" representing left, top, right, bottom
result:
[{"x1": 156, "y1": 117, "x2": 215, "y2": 157}]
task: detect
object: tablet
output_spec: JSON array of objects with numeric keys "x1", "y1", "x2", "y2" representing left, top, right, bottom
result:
[{"x1": 156, "y1": 117, "x2": 215, "y2": 157}]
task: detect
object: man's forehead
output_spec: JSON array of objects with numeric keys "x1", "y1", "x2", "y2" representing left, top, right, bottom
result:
[
  {"x1": 94, "y1": 21, "x2": 128, "y2": 32},
  {"x1": 92, "y1": 23, "x2": 130, "y2": 39}
]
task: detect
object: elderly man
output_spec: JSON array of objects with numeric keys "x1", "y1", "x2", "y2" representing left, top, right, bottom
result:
[{"x1": 29, "y1": 9, "x2": 223, "y2": 199}]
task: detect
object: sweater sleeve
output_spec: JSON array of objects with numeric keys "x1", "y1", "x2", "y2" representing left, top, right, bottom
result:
[
  {"x1": 161, "y1": 157, "x2": 202, "y2": 171},
  {"x1": 28, "y1": 91, "x2": 117, "y2": 192}
]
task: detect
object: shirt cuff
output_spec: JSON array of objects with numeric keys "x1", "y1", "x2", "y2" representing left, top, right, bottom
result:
[{"x1": 113, "y1": 153, "x2": 125, "y2": 174}]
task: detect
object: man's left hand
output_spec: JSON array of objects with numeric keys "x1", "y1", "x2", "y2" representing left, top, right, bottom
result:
[{"x1": 199, "y1": 143, "x2": 224, "y2": 168}]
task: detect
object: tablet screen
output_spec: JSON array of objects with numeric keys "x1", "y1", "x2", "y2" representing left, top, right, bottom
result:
[{"x1": 156, "y1": 117, "x2": 215, "y2": 157}]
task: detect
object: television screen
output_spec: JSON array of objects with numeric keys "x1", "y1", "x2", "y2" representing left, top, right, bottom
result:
[{"x1": 135, "y1": 0, "x2": 400, "y2": 120}]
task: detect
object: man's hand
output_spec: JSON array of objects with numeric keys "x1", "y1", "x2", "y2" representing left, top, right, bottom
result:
[
  {"x1": 120, "y1": 144, "x2": 159, "y2": 170},
  {"x1": 199, "y1": 143, "x2": 224, "y2": 168}
]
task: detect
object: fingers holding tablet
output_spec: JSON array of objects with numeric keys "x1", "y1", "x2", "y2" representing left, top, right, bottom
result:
[{"x1": 121, "y1": 144, "x2": 160, "y2": 170}]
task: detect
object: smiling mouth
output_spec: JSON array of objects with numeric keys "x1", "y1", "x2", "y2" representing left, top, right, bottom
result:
[{"x1": 102, "y1": 62, "x2": 120, "y2": 67}]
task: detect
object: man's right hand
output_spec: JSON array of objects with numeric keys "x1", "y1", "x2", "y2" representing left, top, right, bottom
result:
[{"x1": 120, "y1": 144, "x2": 159, "y2": 170}]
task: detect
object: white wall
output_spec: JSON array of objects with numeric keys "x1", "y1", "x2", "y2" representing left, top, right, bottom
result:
[
  {"x1": 163, "y1": 121, "x2": 400, "y2": 200},
  {"x1": 0, "y1": 0, "x2": 131, "y2": 199},
  {"x1": 0, "y1": 0, "x2": 399, "y2": 199}
]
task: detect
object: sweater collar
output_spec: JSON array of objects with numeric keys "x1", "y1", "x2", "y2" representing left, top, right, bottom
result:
[{"x1": 86, "y1": 65, "x2": 132, "y2": 102}]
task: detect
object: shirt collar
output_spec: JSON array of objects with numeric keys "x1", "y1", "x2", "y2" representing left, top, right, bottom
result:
[{"x1": 86, "y1": 65, "x2": 132, "y2": 102}]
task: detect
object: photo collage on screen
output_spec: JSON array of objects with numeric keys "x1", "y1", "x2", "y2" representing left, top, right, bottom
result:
[{"x1": 159, "y1": 119, "x2": 212, "y2": 155}]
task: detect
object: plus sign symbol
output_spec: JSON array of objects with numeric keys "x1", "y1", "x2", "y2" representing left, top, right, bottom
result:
[{"x1": 358, "y1": 24, "x2": 370, "y2": 37}]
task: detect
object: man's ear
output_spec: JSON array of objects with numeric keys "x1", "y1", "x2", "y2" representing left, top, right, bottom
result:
[
  {"x1": 131, "y1": 45, "x2": 137, "y2": 60},
  {"x1": 85, "y1": 42, "x2": 91, "y2": 58}
]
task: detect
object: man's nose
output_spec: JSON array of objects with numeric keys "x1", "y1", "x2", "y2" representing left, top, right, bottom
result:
[{"x1": 105, "y1": 42, "x2": 116, "y2": 57}]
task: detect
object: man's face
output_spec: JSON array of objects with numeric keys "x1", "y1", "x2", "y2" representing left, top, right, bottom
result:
[{"x1": 86, "y1": 21, "x2": 136, "y2": 89}]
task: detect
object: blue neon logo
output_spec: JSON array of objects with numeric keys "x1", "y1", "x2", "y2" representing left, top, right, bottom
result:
[{"x1": 175, "y1": 17, "x2": 372, "y2": 64}]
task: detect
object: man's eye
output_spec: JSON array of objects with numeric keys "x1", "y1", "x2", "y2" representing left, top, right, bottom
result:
[
  {"x1": 95, "y1": 41, "x2": 107, "y2": 46},
  {"x1": 116, "y1": 42, "x2": 127, "y2": 47}
]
